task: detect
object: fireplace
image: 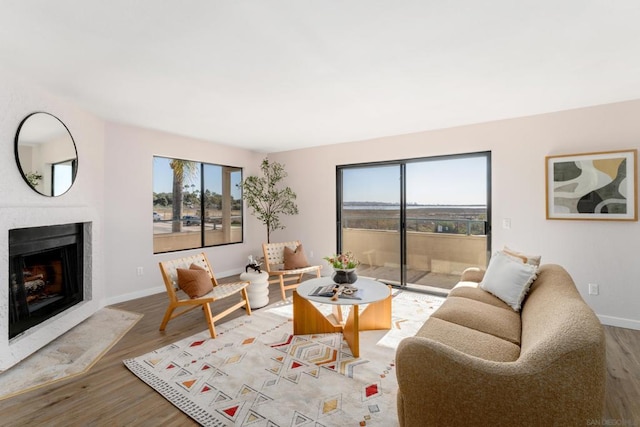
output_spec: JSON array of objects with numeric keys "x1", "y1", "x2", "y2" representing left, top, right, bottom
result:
[{"x1": 9, "y1": 223, "x2": 84, "y2": 340}]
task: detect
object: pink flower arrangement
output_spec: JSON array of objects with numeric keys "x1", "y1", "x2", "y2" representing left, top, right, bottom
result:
[{"x1": 324, "y1": 251, "x2": 359, "y2": 270}]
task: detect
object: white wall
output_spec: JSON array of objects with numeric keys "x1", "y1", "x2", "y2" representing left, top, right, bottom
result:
[
  {"x1": 0, "y1": 71, "x2": 106, "y2": 370},
  {"x1": 102, "y1": 123, "x2": 265, "y2": 304},
  {"x1": 270, "y1": 100, "x2": 640, "y2": 330}
]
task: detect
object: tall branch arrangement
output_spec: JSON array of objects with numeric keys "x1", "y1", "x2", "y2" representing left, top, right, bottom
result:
[{"x1": 240, "y1": 158, "x2": 298, "y2": 243}]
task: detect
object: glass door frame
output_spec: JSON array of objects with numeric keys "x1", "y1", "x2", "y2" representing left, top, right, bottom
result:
[{"x1": 336, "y1": 151, "x2": 491, "y2": 288}]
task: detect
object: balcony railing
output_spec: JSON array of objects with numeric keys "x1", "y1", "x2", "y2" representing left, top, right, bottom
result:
[
  {"x1": 342, "y1": 216, "x2": 487, "y2": 236},
  {"x1": 342, "y1": 224, "x2": 488, "y2": 291}
]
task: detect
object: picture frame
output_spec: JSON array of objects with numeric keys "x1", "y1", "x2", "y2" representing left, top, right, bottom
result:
[{"x1": 545, "y1": 149, "x2": 638, "y2": 221}]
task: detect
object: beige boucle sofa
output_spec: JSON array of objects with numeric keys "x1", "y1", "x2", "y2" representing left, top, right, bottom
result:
[{"x1": 396, "y1": 264, "x2": 606, "y2": 427}]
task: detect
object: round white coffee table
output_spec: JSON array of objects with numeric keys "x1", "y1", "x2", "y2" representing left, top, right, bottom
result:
[
  {"x1": 294, "y1": 277, "x2": 391, "y2": 357},
  {"x1": 240, "y1": 271, "x2": 269, "y2": 309}
]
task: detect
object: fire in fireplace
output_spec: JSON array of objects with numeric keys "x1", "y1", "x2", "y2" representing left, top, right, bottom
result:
[{"x1": 9, "y1": 223, "x2": 84, "y2": 339}]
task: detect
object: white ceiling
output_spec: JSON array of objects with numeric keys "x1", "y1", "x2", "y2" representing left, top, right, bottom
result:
[{"x1": 2, "y1": 1, "x2": 640, "y2": 153}]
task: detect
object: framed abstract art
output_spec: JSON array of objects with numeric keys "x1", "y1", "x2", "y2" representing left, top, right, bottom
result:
[{"x1": 546, "y1": 149, "x2": 637, "y2": 221}]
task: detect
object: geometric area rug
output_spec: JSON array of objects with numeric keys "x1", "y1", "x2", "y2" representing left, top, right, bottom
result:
[
  {"x1": 0, "y1": 307, "x2": 143, "y2": 401},
  {"x1": 124, "y1": 291, "x2": 444, "y2": 426}
]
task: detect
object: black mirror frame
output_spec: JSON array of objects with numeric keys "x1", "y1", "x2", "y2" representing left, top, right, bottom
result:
[{"x1": 14, "y1": 112, "x2": 78, "y2": 197}]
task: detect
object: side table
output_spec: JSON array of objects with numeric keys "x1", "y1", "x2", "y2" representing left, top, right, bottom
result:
[{"x1": 239, "y1": 271, "x2": 270, "y2": 309}]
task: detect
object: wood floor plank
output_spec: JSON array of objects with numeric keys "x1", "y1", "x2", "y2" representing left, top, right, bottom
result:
[
  {"x1": 604, "y1": 325, "x2": 640, "y2": 423},
  {"x1": 0, "y1": 277, "x2": 638, "y2": 426}
]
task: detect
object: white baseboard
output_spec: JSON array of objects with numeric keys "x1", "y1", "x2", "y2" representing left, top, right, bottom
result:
[
  {"x1": 104, "y1": 285, "x2": 166, "y2": 306},
  {"x1": 597, "y1": 314, "x2": 640, "y2": 331}
]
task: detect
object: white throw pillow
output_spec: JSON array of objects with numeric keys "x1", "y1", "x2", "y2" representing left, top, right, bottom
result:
[{"x1": 480, "y1": 251, "x2": 538, "y2": 311}]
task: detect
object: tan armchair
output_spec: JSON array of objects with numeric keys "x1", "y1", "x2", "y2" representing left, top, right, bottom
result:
[
  {"x1": 262, "y1": 241, "x2": 322, "y2": 300},
  {"x1": 158, "y1": 252, "x2": 251, "y2": 338}
]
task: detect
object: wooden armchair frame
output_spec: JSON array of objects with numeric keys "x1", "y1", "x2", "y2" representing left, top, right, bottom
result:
[
  {"x1": 158, "y1": 252, "x2": 251, "y2": 338},
  {"x1": 262, "y1": 241, "x2": 322, "y2": 300}
]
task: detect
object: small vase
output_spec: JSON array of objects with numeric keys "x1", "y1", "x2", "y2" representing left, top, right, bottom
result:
[{"x1": 332, "y1": 268, "x2": 358, "y2": 285}]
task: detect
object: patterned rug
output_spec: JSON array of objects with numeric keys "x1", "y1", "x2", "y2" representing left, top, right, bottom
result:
[
  {"x1": 0, "y1": 307, "x2": 143, "y2": 400},
  {"x1": 124, "y1": 291, "x2": 444, "y2": 426}
]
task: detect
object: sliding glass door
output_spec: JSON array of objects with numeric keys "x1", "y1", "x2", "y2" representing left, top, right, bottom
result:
[
  {"x1": 404, "y1": 155, "x2": 489, "y2": 290},
  {"x1": 339, "y1": 164, "x2": 402, "y2": 284},
  {"x1": 337, "y1": 152, "x2": 490, "y2": 290}
]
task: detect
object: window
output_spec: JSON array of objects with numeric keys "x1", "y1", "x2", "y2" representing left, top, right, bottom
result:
[
  {"x1": 153, "y1": 156, "x2": 243, "y2": 253},
  {"x1": 51, "y1": 159, "x2": 77, "y2": 196}
]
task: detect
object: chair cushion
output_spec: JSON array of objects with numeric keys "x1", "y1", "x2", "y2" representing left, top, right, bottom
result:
[
  {"x1": 283, "y1": 244, "x2": 310, "y2": 270},
  {"x1": 177, "y1": 265, "x2": 213, "y2": 298}
]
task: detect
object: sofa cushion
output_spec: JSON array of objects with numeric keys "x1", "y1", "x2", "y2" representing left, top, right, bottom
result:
[
  {"x1": 430, "y1": 296, "x2": 522, "y2": 345},
  {"x1": 449, "y1": 282, "x2": 512, "y2": 309},
  {"x1": 480, "y1": 251, "x2": 538, "y2": 311},
  {"x1": 415, "y1": 317, "x2": 521, "y2": 362}
]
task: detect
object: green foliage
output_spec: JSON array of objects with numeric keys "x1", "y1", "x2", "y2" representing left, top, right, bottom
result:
[
  {"x1": 239, "y1": 158, "x2": 298, "y2": 243},
  {"x1": 26, "y1": 171, "x2": 43, "y2": 187},
  {"x1": 154, "y1": 193, "x2": 171, "y2": 207},
  {"x1": 182, "y1": 186, "x2": 200, "y2": 208}
]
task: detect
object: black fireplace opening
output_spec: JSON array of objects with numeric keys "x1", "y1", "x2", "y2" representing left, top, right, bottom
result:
[{"x1": 9, "y1": 223, "x2": 84, "y2": 340}]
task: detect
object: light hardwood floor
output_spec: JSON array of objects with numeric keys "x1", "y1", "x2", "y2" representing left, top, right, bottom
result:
[{"x1": 0, "y1": 279, "x2": 638, "y2": 426}]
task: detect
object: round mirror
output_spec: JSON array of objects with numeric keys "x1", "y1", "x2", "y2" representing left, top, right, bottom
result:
[{"x1": 15, "y1": 112, "x2": 78, "y2": 197}]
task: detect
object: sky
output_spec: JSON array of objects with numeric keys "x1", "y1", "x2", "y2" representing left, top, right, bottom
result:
[
  {"x1": 153, "y1": 156, "x2": 242, "y2": 198},
  {"x1": 342, "y1": 156, "x2": 487, "y2": 205},
  {"x1": 153, "y1": 155, "x2": 487, "y2": 205}
]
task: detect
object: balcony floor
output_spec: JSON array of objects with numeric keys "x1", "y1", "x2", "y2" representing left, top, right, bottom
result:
[{"x1": 357, "y1": 264, "x2": 460, "y2": 292}]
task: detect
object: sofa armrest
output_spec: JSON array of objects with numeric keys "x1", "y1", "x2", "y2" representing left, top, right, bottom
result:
[
  {"x1": 396, "y1": 335, "x2": 518, "y2": 427},
  {"x1": 395, "y1": 336, "x2": 604, "y2": 426},
  {"x1": 460, "y1": 267, "x2": 484, "y2": 283}
]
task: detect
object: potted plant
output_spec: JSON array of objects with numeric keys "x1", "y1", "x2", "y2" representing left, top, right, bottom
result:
[
  {"x1": 239, "y1": 158, "x2": 298, "y2": 243},
  {"x1": 324, "y1": 251, "x2": 360, "y2": 284},
  {"x1": 26, "y1": 171, "x2": 43, "y2": 187}
]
